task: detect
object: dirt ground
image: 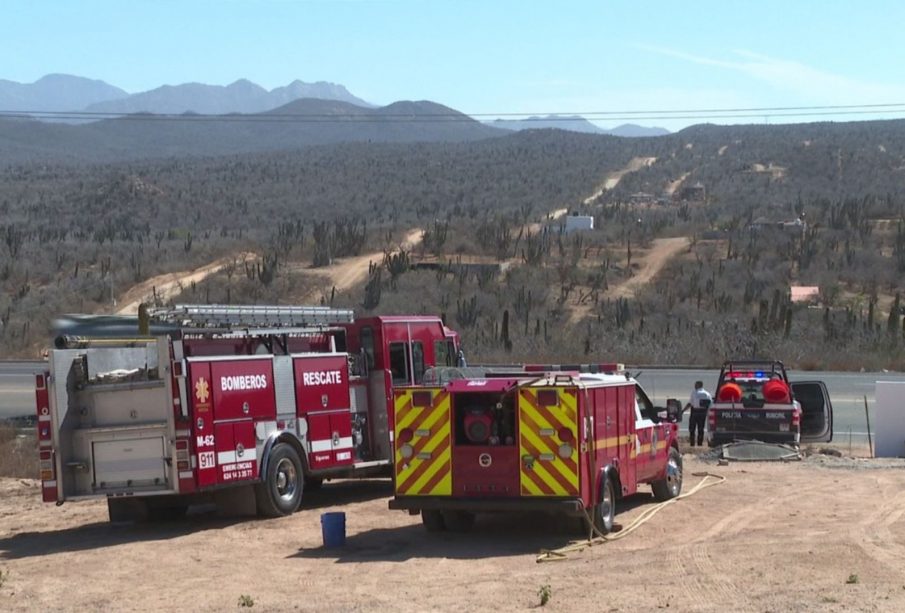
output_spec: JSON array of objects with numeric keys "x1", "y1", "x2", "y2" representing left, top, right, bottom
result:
[{"x1": 2, "y1": 451, "x2": 905, "y2": 612}]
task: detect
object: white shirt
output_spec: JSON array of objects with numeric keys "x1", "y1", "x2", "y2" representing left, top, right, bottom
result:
[{"x1": 689, "y1": 388, "x2": 712, "y2": 409}]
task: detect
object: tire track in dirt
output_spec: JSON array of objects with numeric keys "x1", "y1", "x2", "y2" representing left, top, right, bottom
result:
[
  {"x1": 667, "y1": 479, "x2": 829, "y2": 610},
  {"x1": 849, "y1": 481, "x2": 905, "y2": 575}
]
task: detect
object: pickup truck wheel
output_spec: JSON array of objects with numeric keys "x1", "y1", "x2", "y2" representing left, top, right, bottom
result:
[
  {"x1": 255, "y1": 443, "x2": 303, "y2": 517},
  {"x1": 593, "y1": 475, "x2": 616, "y2": 535},
  {"x1": 652, "y1": 447, "x2": 683, "y2": 501},
  {"x1": 422, "y1": 509, "x2": 446, "y2": 532}
]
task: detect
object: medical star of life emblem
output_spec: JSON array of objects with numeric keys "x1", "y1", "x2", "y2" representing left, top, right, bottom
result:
[{"x1": 195, "y1": 377, "x2": 210, "y2": 403}]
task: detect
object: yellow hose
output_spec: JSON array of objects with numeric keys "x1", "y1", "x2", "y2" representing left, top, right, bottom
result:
[{"x1": 536, "y1": 471, "x2": 726, "y2": 562}]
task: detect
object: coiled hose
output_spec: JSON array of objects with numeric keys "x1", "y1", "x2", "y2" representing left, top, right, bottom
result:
[{"x1": 536, "y1": 471, "x2": 726, "y2": 562}]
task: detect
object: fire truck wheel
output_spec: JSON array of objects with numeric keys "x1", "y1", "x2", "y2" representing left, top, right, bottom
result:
[
  {"x1": 421, "y1": 510, "x2": 446, "y2": 532},
  {"x1": 442, "y1": 510, "x2": 475, "y2": 532},
  {"x1": 652, "y1": 447, "x2": 683, "y2": 501},
  {"x1": 256, "y1": 443, "x2": 304, "y2": 517},
  {"x1": 593, "y1": 475, "x2": 616, "y2": 535}
]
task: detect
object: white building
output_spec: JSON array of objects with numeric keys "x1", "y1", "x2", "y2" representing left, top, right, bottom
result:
[{"x1": 564, "y1": 215, "x2": 594, "y2": 233}]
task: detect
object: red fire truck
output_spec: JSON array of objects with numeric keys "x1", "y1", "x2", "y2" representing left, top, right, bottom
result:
[
  {"x1": 35, "y1": 304, "x2": 459, "y2": 521},
  {"x1": 388, "y1": 365, "x2": 683, "y2": 533}
]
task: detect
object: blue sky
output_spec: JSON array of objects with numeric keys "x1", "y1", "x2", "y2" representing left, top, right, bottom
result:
[{"x1": 4, "y1": 0, "x2": 905, "y2": 129}]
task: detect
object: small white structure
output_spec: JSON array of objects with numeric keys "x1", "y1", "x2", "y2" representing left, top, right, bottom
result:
[
  {"x1": 564, "y1": 215, "x2": 594, "y2": 233},
  {"x1": 875, "y1": 381, "x2": 905, "y2": 457}
]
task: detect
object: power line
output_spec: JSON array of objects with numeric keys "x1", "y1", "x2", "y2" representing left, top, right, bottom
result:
[{"x1": 2, "y1": 102, "x2": 905, "y2": 124}]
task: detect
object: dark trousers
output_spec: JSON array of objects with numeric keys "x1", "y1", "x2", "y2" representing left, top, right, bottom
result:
[{"x1": 689, "y1": 409, "x2": 707, "y2": 446}]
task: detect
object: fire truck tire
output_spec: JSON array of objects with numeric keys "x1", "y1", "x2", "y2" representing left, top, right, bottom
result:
[
  {"x1": 442, "y1": 510, "x2": 475, "y2": 532},
  {"x1": 652, "y1": 447, "x2": 683, "y2": 501},
  {"x1": 255, "y1": 443, "x2": 304, "y2": 517},
  {"x1": 421, "y1": 509, "x2": 446, "y2": 532},
  {"x1": 593, "y1": 475, "x2": 616, "y2": 535}
]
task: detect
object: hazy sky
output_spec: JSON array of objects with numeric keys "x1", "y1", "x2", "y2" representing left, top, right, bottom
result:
[{"x1": 5, "y1": 0, "x2": 905, "y2": 130}]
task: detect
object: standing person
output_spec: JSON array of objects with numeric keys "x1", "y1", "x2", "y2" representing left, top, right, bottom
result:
[{"x1": 684, "y1": 380, "x2": 712, "y2": 447}]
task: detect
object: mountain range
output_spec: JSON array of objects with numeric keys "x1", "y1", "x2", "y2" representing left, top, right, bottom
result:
[
  {"x1": 0, "y1": 98, "x2": 505, "y2": 163},
  {"x1": 0, "y1": 75, "x2": 667, "y2": 138},
  {"x1": 489, "y1": 116, "x2": 670, "y2": 137},
  {"x1": 0, "y1": 74, "x2": 370, "y2": 115}
]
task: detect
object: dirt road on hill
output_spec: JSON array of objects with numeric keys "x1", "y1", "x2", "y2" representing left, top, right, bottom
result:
[
  {"x1": 302, "y1": 228, "x2": 424, "y2": 301},
  {"x1": 3, "y1": 452, "x2": 904, "y2": 612},
  {"x1": 606, "y1": 236, "x2": 690, "y2": 299},
  {"x1": 115, "y1": 253, "x2": 256, "y2": 315},
  {"x1": 583, "y1": 156, "x2": 657, "y2": 205}
]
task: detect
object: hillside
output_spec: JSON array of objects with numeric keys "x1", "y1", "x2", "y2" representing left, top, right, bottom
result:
[
  {"x1": 489, "y1": 116, "x2": 670, "y2": 137},
  {"x1": 0, "y1": 99, "x2": 505, "y2": 163},
  {"x1": 1, "y1": 123, "x2": 904, "y2": 368}
]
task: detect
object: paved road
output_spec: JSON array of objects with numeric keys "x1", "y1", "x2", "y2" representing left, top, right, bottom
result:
[
  {"x1": 0, "y1": 361, "x2": 45, "y2": 421},
  {"x1": 636, "y1": 368, "x2": 905, "y2": 445},
  {"x1": 2, "y1": 361, "x2": 903, "y2": 444}
]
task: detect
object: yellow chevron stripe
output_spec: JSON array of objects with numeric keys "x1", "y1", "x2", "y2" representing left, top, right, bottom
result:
[
  {"x1": 558, "y1": 390, "x2": 578, "y2": 423},
  {"x1": 394, "y1": 393, "x2": 446, "y2": 447},
  {"x1": 394, "y1": 389, "x2": 452, "y2": 496},
  {"x1": 518, "y1": 388, "x2": 579, "y2": 496},
  {"x1": 521, "y1": 474, "x2": 545, "y2": 496},
  {"x1": 520, "y1": 426, "x2": 578, "y2": 490},
  {"x1": 396, "y1": 399, "x2": 427, "y2": 431},
  {"x1": 526, "y1": 457, "x2": 568, "y2": 495},
  {"x1": 408, "y1": 434, "x2": 452, "y2": 493}
]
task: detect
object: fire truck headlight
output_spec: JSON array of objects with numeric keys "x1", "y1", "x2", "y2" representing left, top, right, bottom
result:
[
  {"x1": 558, "y1": 443, "x2": 573, "y2": 459},
  {"x1": 400, "y1": 443, "x2": 414, "y2": 460}
]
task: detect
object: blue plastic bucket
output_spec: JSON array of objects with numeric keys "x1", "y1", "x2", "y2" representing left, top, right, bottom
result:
[{"x1": 321, "y1": 512, "x2": 346, "y2": 548}]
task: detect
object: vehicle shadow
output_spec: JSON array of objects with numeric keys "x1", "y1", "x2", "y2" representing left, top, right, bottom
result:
[
  {"x1": 0, "y1": 515, "x2": 240, "y2": 560},
  {"x1": 291, "y1": 492, "x2": 660, "y2": 563},
  {"x1": 302, "y1": 479, "x2": 393, "y2": 510},
  {"x1": 0, "y1": 480, "x2": 394, "y2": 560}
]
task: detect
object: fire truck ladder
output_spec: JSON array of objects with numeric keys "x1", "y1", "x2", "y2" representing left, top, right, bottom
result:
[{"x1": 148, "y1": 304, "x2": 355, "y2": 330}]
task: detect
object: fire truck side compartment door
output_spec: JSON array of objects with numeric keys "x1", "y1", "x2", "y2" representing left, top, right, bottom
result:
[
  {"x1": 189, "y1": 361, "x2": 217, "y2": 487},
  {"x1": 307, "y1": 413, "x2": 335, "y2": 469},
  {"x1": 211, "y1": 359, "x2": 276, "y2": 421},
  {"x1": 517, "y1": 387, "x2": 579, "y2": 497},
  {"x1": 791, "y1": 381, "x2": 833, "y2": 443},
  {"x1": 214, "y1": 422, "x2": 235, "y2": 484},
  {"x1": 214, "y1": 421, "x2": 258, "y2": 483},
  {"x1": 394, "y1": 388, "x2": 452, "y2": 496}
]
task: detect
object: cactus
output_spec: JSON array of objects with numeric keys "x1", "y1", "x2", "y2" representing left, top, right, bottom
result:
[
  {"x1": 456, "y1": 295, "x2": 479, "y2": 328},
  {"x1": 362, "y1": 268, "x2": 382, "y2": 310},
  {"x1": 500, "y1": 309, "x2": 512, "y2": 352}
]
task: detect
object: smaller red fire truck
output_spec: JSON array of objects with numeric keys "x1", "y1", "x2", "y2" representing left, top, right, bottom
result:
[
  {"x1": 35, "y1": 304, "x2": 459, "y2": 521},
  {"x1": 388, "y1": 365, "x2": 683, "y2": 533}
]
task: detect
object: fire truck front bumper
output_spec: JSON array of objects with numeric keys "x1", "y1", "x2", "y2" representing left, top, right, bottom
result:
[{"x1": 389, "y1": 496, "x2": 586, "y2": 515}]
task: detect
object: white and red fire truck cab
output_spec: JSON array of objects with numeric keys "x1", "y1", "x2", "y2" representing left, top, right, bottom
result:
[
  {"x1": 36, "y1": 304, "x2": 459, "y2": 521},
  {"x1": 388, "y1": 366, "x2": 683, "y2": 533}
]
